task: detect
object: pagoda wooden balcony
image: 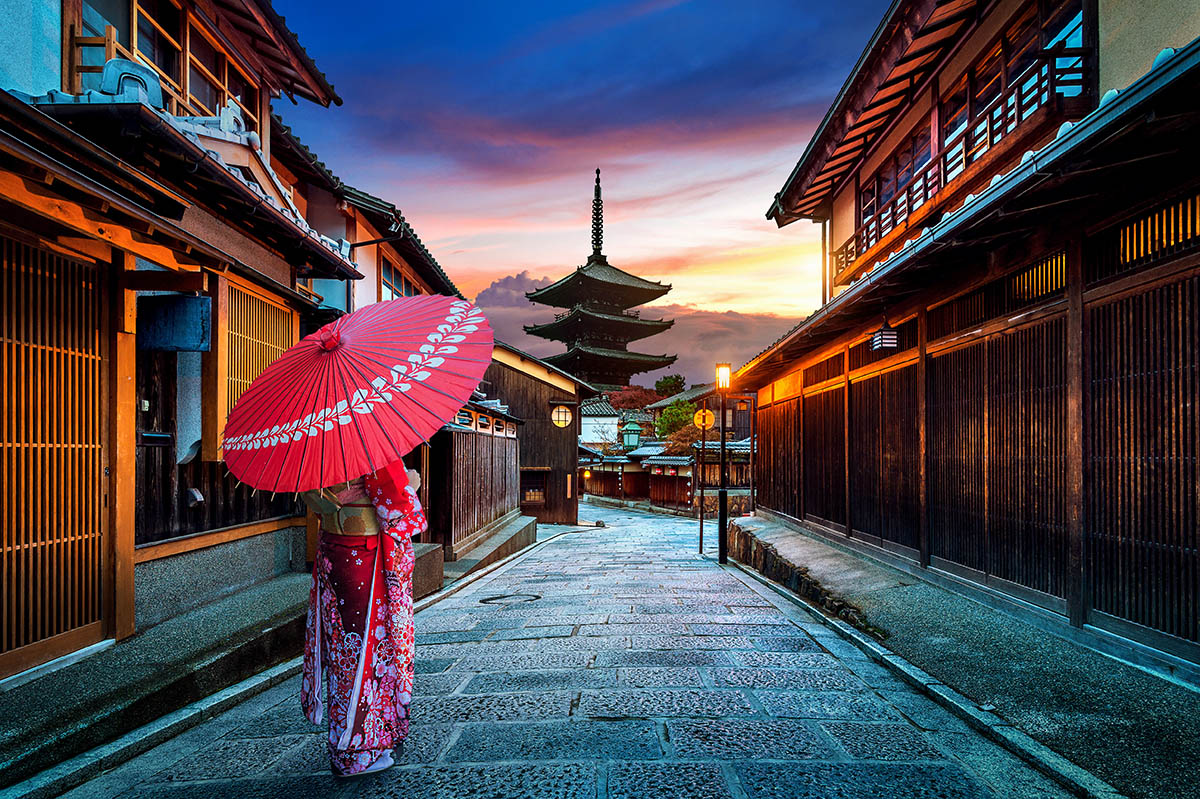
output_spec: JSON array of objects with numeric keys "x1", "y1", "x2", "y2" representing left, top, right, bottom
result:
[{"x1": 832, "y1": 48, "x2": 1091, "y2": 287}]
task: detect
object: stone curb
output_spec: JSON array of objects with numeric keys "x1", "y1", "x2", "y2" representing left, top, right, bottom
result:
[
  {"x1": 722, "y1": 556, "x2": 1127, "y2": 799},
  {"x1": 726, "y1": 519, "x2": 882, "y2": 638},
  {"x1": 7, "y1": 529, "x2": 582, "y2": 799}
]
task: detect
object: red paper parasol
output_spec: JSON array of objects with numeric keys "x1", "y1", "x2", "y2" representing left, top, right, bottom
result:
[{"x1": 222, "y1": 295, "x2": 492, "y2": 492}]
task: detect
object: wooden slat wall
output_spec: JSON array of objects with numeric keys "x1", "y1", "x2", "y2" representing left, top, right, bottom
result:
[
  {"x1": 755, "y1": 399, "x2": 800, "y2": 518},
  {"x1": 751, "y1": 188, "x2": 1200, "y2": 656},
  {"x1": 649, "y1": 474, "x2": 692, "y2": 510},
  {"x1": 803, "y1": 387, "x2": 845, "y2": 526},
  {"x1": 1087, "y1": 275, "x2": 1200, "y2": 643},
  {"x1": 0, "y1": 236, "x2": 106, "y2": 667},
  {"x1": 435, "y1": 431, "x2": 519, "y2": 548},
  {"x1": 987, "y1": 319, "x2": 1068, "y2": 597},
  {"x1": 584, "y1": 470, "x2": 621, "y2": 498},
  {"x1": 880, "y1": 365, "x2": 920, "y2": 550},
  {"x1": 849, "y1": 375, "x2": 883, "y2": 539},
  {"x1": 928, "y1": 343, "x2": 988, "y2": 571}
]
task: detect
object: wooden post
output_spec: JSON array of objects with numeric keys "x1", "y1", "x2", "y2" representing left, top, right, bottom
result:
[
  {"x1": 201, "y1": 275, "x2": 229, "y2": 461},
  {"x1": 917, "y1": 308, "x2": 930, "y2": 567},
  {"x1": 111, "y1": 252, "x2": 136, "y2": 640},
  {"x1": 844, "y1": 344, "x2": 852, "y2": 536},
  {"x1": 1066, "y1": 238, "x2": 1086, "y2": 626},
  {"x1": 820, "y1": 220, "x2": 828, "y2": 306}
]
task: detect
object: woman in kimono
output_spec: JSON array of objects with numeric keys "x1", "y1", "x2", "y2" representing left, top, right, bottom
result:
[{"x1": 299, "y1": 460, "x2": 426, "y2": 777}]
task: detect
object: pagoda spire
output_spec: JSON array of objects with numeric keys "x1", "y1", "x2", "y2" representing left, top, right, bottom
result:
[{"x1": 591, "y1": 168, "x2": 603, "y2": 258}]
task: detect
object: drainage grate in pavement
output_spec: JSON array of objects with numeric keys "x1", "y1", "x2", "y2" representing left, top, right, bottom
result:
[{"x1": 478, "y1": 593, "x2": 541, "y2": 605}]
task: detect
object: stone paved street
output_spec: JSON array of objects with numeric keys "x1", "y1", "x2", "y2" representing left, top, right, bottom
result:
[{"x1": 63, "y1": 507, "x2": 1073, "y2": 798}]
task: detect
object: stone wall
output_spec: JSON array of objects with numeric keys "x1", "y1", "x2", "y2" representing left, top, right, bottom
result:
[{"x1": 133, "y1": 526, "x2": 307, "y2": 630}]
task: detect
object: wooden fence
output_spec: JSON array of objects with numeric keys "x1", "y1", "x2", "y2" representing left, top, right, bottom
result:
[{"x1": 428, "y1": 429, "x2": 519, "y2": 559}]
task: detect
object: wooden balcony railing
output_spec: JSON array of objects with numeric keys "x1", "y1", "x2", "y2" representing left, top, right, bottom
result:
[
  {"x1": 72, "y1": 26, "x2": 190, "y2": 115},
  {"x1": 833, "y1": 47, "x2": 1090, "y2": 282}
]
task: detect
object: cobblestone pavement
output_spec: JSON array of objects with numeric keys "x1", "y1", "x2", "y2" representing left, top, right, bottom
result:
[{"x1": 64, "y1": 506, "x2": 1072, "y2": 798}]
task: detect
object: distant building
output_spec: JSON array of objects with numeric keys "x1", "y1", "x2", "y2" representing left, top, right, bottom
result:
[
  {"x1": 525, "y1": 170, "x2": 676, "y2": 388},
  {"x1": 580, "y1": 396, "x2": 620, "y2": 449}
]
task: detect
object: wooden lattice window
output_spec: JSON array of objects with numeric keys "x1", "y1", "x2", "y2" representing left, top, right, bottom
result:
[
  {"x1": 227, "y1": 284, "x2": 293, "y2": 411},
  {"x1": 0, "y1": 236, "x2": 108, "y2": 677},
  {"x1": 203, "y1": 277, "x2": 296, "y2": 459}
]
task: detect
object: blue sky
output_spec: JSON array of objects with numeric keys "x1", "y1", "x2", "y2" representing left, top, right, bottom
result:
[{"x1": 276, "y1": 0, "x2": 890, "y2": 383}]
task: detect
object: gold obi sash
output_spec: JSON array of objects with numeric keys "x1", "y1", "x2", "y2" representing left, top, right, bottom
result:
[{"x1": 301, "y1": 487, "x2": 380, "y2": 536}]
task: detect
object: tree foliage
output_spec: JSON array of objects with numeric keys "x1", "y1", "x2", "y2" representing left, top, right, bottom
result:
[
  {"x1": 654, "y1": 374, "x2": 686, "y2": 397},
  {"x1": 655, "y1": 400, "x2": 696, "y2": 438},
  {"x1": 608, "y1": 386, "x2": 661, "y2": 409}
]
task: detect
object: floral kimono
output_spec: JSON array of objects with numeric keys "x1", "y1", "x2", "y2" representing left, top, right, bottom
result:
[{"x1": 300, "y1": 461, "x2": 426, "y2": 775}]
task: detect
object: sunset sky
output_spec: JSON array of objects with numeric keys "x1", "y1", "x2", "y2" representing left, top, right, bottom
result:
[{"x1": 278, "y1": 0, "x2": 890, "y2": 384}]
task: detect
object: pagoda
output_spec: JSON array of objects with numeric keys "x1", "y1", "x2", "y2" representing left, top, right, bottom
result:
[{"x1": 525, "y1": 170, "x2": 676, "y2": 389}]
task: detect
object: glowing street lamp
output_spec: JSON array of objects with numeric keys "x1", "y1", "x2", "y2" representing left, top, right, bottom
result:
[{"x1": 716, "y1": 362, "x2": 731, "y2": 564}]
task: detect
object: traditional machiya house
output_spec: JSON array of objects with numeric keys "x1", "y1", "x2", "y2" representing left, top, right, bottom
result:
[
  {"x1": 743, "y1": 0, "x2": 1200, "y2": 670},
  {"x1": 0, "y1": 0, "x2": 355, "y2": 681},
  {"x1": 525, "y1": 170, "x2": 676, "y2": 389},
  {"x1": 481, "y1": 343, "x2": 596, "y2": 525},
  {"x1": 580, "y1": 395, "x2": 620, "y2": 449}
]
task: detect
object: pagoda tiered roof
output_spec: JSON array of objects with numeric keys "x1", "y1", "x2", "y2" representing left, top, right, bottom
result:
[
  {"x1": 525, "y1": 169, "x2": 676, "y2": 387},
  {"x1": 524, "y1": 304, "x2": 673, "y2": 343},
  {"x1": 544, "y1": 343, "x2": 677, "y2": 388},
  {"x1": 525, "y1": 254, "x2": 671, "y2": 310}
]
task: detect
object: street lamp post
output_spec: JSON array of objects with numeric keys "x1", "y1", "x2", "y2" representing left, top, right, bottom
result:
[{"x1": 716, "y1": 363, "x2": 731, "y2": 564}]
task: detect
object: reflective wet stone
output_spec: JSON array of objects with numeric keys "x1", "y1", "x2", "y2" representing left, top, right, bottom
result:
[
  {"x1": 593, "y1": 650, "x2": 732, "y2": 667},
  {"x1": 153, "y1": 736, "x2": 310, "y2": 781},
  {"x1": 689, "y1": 623, "x2": 800, "y2": 636},
  {"x1": 631, "y1": 635, "x2": 754, "y2": 650},
  {"x1": 735, "y1": 762, "x2": 991, "y2": 799},
  {"x1": 615, "y1": 667, "x2": 704, "y2": 688},
  {"x1": 454, "y1": 652, "x2": 594, "y2": 671},
  {"x1": 443, "y1": 720, "x2": 661, "y2": 762},
  {"x1": 577, "y1": 623, "x2": 689, "y2": 636},
  {"x1": 357, "y1": 764, "x2": 598, "y2": 799},
  {"x1": 230, "y1": 704, "x2": 316, "y2": 738},
  {"x1": 414, "y1": 673, "x2": 467, "y2": 695},
  {"x1": 710, "y1": 668, "x2": 865, "y2": 691},
  {"x1": 732, "y1": 651, "x2": 841, "y2": 669},
  {"x1": 578, "y1": 689, "x2": 756, "y2": 719},
  {"x1": 462, "y1": 669, "x2": 617, "y2": 694},
  {"x1": 751, "y1": 636, "x2": 825, "y2": 652},
  {"x1": 488, "y1": 625, "x2": 574, "y2": 640},
  {"x1": 821, "y1": 721, "x2": 946, "y2": 761},
  {"x1": 410, "y1": 691, "x2": 575, "y2": 723},
  {"x1": 756, "y1": 691, "x2": 903, "y2": 721},
  {"x1": 667, "y1": 719, "x2": 833, "y2": 760},
  {"x1": 606, "y1": 762, "x2": 734, "y2": 799},
  {"x1": 415, "y1": 658, "x2": 457, "y2": 674}
]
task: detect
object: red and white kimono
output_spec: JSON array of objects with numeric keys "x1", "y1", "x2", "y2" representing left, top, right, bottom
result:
[{"x1": 300, "y1": 462, "x2": 425, "y2": 775}]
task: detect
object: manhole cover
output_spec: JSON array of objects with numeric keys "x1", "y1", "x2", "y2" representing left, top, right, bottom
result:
[{"x1": 478, "y1": 593, "x2": 541, "y2": 605}]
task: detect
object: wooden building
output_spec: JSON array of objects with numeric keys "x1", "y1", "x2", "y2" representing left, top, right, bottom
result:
[
  {"x1": 646, "y1": 382, "x2": 754, "y2": 440},
  {"x1": 0, "y1": 0, "x2": 351, "y2": 679},
  {"x1": 482, "y1": 343, "x2": 596, "y2": 525},
  {"x1": 742, "y1": 0, "x2": 1200, "y2": 669},
  {"x1": 525, "y1": 170, "x2": 676, "y2": 388}
]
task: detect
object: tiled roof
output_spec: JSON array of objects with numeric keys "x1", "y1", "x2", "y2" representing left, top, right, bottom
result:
[
  {"x1": 693, "y1": 437, "x2": 754, "y2": 453},
  {"x1": 645, "y1": 383, "x2": 715, "y2": 410},
  {"x1": 644, "y1": 454, "x2": 693, "y2": 466},
  {"x1": 581, "y1": 397, "x2": 618, "y2": 417},
  {"x1": 626, "y1": 442, "x2": 667, "y2": 458},
  {"x1": 548, "y1": 344, "x2": 676, "y2": 365}
]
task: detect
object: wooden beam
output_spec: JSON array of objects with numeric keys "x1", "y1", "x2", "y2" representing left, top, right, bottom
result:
[
  {"x1": 0, "y1": 170, "x2": 203, "y2": 271},
  {"x1": 223, "y1": 0, "x2": 328, "y2": 104},
  {"x1": 122, "y1": 270, "x2": 208, "y2": 293},
  {"x1": 133, "y1": 516, "x2": 306, "y2": 563}
]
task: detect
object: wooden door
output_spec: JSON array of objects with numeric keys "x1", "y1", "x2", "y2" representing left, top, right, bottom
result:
[{"x1": 0, "y1": 236, "x2": 109, "y2": 679}]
